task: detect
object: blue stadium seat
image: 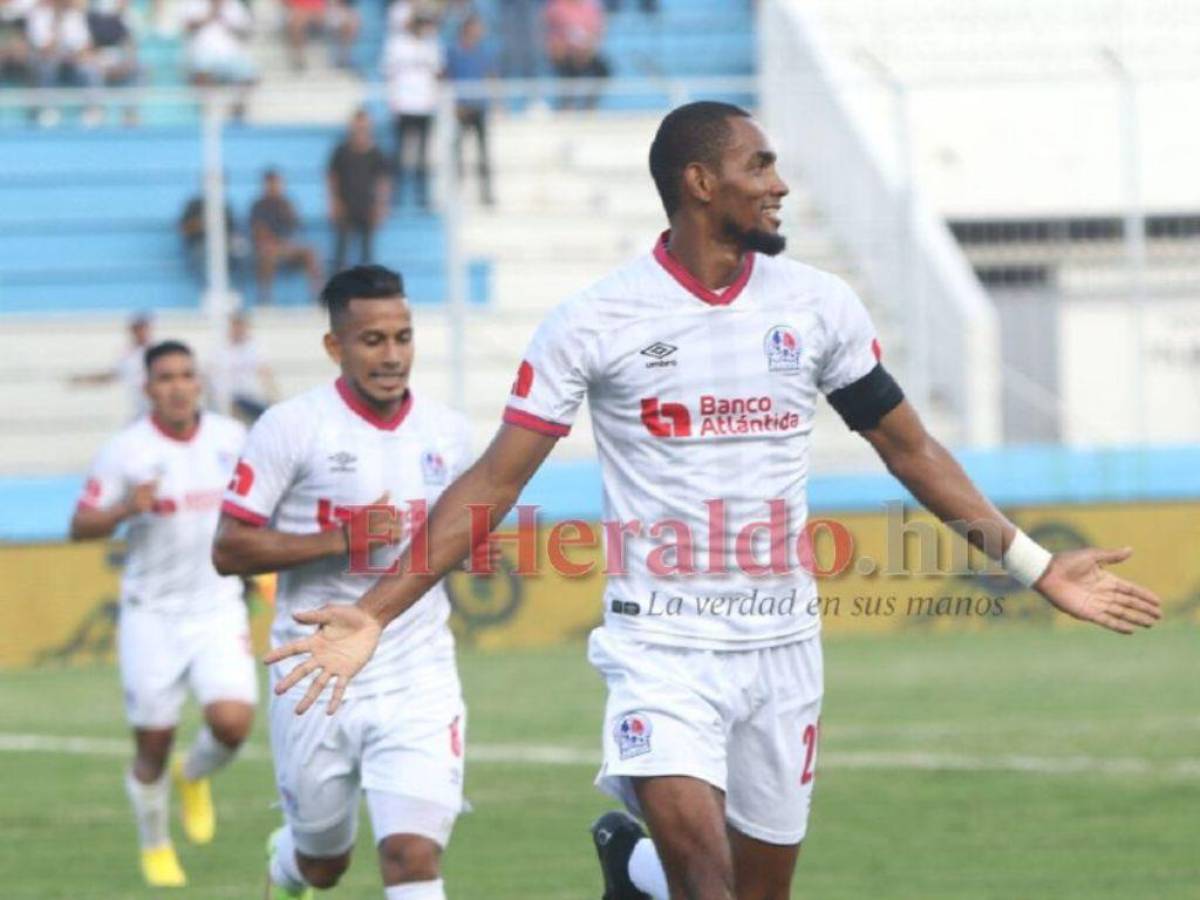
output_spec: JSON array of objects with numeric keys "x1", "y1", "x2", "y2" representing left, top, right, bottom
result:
[{"x1": 0, "y1": 125, "x2": 491, "y2": 315}]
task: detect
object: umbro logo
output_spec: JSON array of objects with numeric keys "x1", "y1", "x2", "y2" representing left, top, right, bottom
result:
[
  {"x1": 640, "y1": 341, "x2": 678, "y2": 368},
  {"x1": 328, "y1": 451, "x2": 357, "y2": 473}
]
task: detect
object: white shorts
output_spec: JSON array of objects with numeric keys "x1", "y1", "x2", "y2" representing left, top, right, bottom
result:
[
  {"x1": 589, "y1": 628, "x2": 824, "y2": 846},
  {"x1": 118, "y1": 603, "x2": 258, "y2": 729},
  {"x1": 268, "y1": 672, "x2": 466, "y2": 857}
]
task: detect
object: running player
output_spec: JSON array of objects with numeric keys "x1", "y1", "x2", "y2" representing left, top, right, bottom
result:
[
  {"x1": 212, "y1": 265, "x2": 472, "y2": 900},
  {"x1": 263, "y1": 103, "x2": 1162, "y2": 899},
  {"x1": 69, "y1": 339, "x2": 256, "y2": 888}
]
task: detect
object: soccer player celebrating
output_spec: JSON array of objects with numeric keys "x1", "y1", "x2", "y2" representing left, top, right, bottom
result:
[
  {"x1": 264, "y1": 104, "x2": 1162, "y2": 899},
  {"x1": 69, "y1": 340, "x2": 256, "y2": 888},
  {"x1": 212, "y1": 266, "x2": 473, "y2": 900}
]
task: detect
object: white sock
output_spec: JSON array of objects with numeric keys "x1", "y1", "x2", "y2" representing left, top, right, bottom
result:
[
  {"x1": 629, "y1": 837, "x2": 669, "y2": 900},
  {"x1": 124, "y1": 767, "x2": 170, "y2": 849},
  {"x1": 268, "y1": 826, "x2": 308, "y2": 893},
  {"x1": 182, "y1": 727, "x2": 237, "y2": 781},
  {"x1": 384, "y1": 879, "x2": 446, "y2": 899}
]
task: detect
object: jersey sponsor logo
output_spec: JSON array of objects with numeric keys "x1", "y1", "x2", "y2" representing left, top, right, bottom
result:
[
  {"x1": 640, "y1": 341, "x2": 678, "y2": 368},
  {"x1": 764, "y1": 324, "x2": 803, "y2": 373},
  {"x1": 642, "y1": 396, "x2": 801, "y2": 438},
  {"x1": 511, "y1": 360, "x2": 534, "y2": 398},
  {"x1": 614, "y1": 712, "x2": 653, "y2": 760},
  {"x1": 316, "y1": 497, "x2": 355, "y2": 531},
  {"x1": 328, "y1": 451, "x2": 357, "y2": 474},
  {"x1": 640, "y1": 397, "x2": 692, "y2": 437},
  {"x1": 422, "y1": 450, "x2": 447, "y2": 485},
  {"x1": 228, "y1": 460, "x2": 254, "y2": 496}
]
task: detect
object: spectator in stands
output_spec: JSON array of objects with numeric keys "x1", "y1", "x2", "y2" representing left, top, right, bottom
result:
[
  {"x1": 283, "y1": 0, "x2": 359, "y2": 72},
  {"x1": 249, "y1": 168, "x2": 323, "y2": 305},
  {"x1": 210, "y1": 311, "x2": 277, "y2": 423},
  {"x1": 87, "y1": 0, "x2": 139, "y2": 123},
  {"x1": 179, "y1": 181, "x2": 250, "y2": 285},
  {"x1": 327, "y1": 109, "x2": 391, "y2": 271},
  {"x1": 384, "y1": 12, "x2": 442, "y2": 210},
  {"x1": 496, "y1": 0, "x2": 536, "y2": 79},
  {"x1": 543, "y1": 0, "x2": 608, "y2": 110},
  {"x1": 67, "y1": 311, "x2": 154, "y2": 417},
  {"x1": 0, "y1": 0, "x2": 35, "y2": 84},
  {"x1": 181, "y1": 0, "x2": 256, "y2": 117},
  {"x1": 447, "y1": 13, "x2": 494, "y2": 206},
  {"x1": 26, "y1": 0, "x2": 104, "y2": 126}
]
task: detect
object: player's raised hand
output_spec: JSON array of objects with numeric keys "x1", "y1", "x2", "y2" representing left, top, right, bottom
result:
[
  {"x1": 1036, "y1": 547, "x2": 1162, "y2": 634},
  {"x1": 263, "y1": 604, "x2": 382, "y2": 715},
  {"x1": 126, "y1": 480, "x2": 159, "y2": 515}
]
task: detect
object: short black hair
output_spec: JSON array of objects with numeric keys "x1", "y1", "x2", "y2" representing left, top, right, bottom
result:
[
  {"x1": 649, "y1": 101, "x2": 752, "y2": 218},
  {"x1": 321, "y1": 264, "x2": 406, "y2": 328},
  {"x1": 144, "y1": 340, "x2": 193, "y2": 373}
]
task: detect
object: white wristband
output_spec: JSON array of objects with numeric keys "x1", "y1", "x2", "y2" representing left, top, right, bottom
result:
[{"x1": 1003, "y1": 529, "x2": 1053, "y2": 588}]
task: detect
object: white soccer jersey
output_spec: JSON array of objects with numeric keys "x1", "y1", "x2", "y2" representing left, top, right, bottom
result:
[
  {"x1": 77, "y1": 413, "x2": 248, "y2": 616},
  {"x1": 222, "y1": 380, "x2": 472, "y2": 700},
  {"x1": 505, "y1": 232, "x2": 882, "y2": 649}
]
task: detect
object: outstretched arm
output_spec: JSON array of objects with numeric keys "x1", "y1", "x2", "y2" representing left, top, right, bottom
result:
[
  {"x1": 266, "y1": 423, "x2": 558, "y2": 712},
  {"x1": 861, "y1": 400, "x2": 1161, "y2": 633}
]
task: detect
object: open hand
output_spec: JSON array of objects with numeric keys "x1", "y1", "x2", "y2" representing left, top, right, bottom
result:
[
  {"x1": 1036, "y1": 547, "x2": 1162, "y2": 634},
  {"x1": 263, "y1": 604, "x2": 382, "y2": 714}
]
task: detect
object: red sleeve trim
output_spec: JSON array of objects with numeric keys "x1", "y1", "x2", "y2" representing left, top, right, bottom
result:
[
  {"x1": 221, "y1": 500, "x2": 269, "y2": 527},
  {"x1": 75, "y1": 499, "x2": 101, "y2": 512},
  {"x1": 502, "y1": 406, "x2": 571, "y2": 438}
]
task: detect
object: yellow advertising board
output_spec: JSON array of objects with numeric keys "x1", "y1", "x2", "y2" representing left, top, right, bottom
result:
[{"x1": 2, "y1": 501, "x2": 1197, "y2": 668}]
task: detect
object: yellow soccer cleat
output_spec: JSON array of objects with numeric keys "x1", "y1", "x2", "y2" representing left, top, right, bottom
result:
[
  {"x1": 172, "y1": 757, "x2": 215, "y2": 845},
  {"x1": 140, "y1": 843, "x2": 187, "y2": 888}
]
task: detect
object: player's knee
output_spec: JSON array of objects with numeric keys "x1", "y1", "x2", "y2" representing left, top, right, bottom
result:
[
  {"x1": 377, "y1": 834, "x2": 441, "y2": 883},
  {"x1": 296, "y1": 852, "x2": 351, "y2": 889},
  {"x1": 204, "y1": 703, "x2": 254, "y2": 748}
]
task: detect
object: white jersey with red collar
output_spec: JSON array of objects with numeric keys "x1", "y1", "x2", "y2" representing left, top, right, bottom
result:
[
  {"x1": 504, "y1": 233, "x2": 882, "y2": 649},
  {"x1": 77, "y1": 412, "x2": 248, "y2": 616},
  {"x1": 222, "y1": 379, "x2": 472, "y2": 700}
]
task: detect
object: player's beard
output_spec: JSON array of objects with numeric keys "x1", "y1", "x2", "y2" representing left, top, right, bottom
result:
[{"x1": 723, "y1": 219, "x2": 787, "y2": 256}]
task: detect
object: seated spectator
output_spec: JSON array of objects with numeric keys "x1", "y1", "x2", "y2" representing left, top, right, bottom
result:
[
  {"x1": 446, "y1": 13, "x2": 495, "y2": 205},
  {"x1": 543, "y1": 0, "x2": 608, "y2": 110},
  {"x1": 87, "y1": 0, "x2": 139, "y2": 122},
  {"x1": 284, "y1": 0, "x2": 359, "y2": 71},
  {"x1": 249, "y1": 168, "x2": 323, "y2": 305},
  {"x1": 181, "y1": 0, "x2": 256, "y2": 96},
  {"x1": 383, "y1": 13, "x2": 442, "y2": 209},
  {"x1": 0, "y1": 0, "x2": 35, "y2": 84},
  {"x1": 26, "y1": 0, "x2": 103, "y2": 126},
  {"x1": 179, "y1": 183, "x2": 250, "y2": 285}
]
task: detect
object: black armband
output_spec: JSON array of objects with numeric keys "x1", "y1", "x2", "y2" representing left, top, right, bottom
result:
[{"x1": 826, "y1": 363, "x2": 904, "y2": 431}]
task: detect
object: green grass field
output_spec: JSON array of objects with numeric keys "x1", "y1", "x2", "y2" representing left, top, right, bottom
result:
[{"x1": 1, "y1": 622, "x2": 1196, "y2": 898}]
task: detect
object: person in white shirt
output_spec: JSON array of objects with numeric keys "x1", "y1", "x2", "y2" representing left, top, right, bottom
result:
[
  {"x1": 26, "y1": 0, "x2": 102, "y2": 124},
  {"x1": 181, "y1": 0, "x2": 255, "y2": 87},
  {"x1": 213, "y1": 265, "x2": 475, "y2": 900},
  {"x1": 68, "y1": 311, "x2": 154, "y2": 418},
  {"x1": 383, "y1": 13, "x2": 443, "y2": 209},
  {"x1": 209, "y1": 310, "x2": 278, "y2": 423},
  {"x1": 263, "y1": 102, "x2": 1162, "y2": 899},
  {"x1": 69, "y1": 339, "x2": 257, "y2": 889}
]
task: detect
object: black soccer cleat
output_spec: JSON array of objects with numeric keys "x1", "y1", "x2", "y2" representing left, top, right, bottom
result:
[{"x1": 590, "y1": 810, "x2": 651, "y2": 900}]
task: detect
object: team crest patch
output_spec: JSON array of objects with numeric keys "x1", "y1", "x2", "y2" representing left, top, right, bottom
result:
[
  {"x1": 764, "y1": 325, "x2": 803, "y2": 372},
  {"x1": 421, "y1": 450, "x2": 447, "y2": 484},
  {"x1": 614, "y1": 713, "x2": 653, "y2": 760}
]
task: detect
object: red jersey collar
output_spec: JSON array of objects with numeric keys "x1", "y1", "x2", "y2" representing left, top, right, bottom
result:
[
  {"x1": 336, "y1": 377, "x2": 413, "y2": 431},
  {"x1": 652, "y1": 230, "x2": 755, "y2": 306},
  {"x1": 151, "y1": 412, "x2": 201, "y2": 443}
]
